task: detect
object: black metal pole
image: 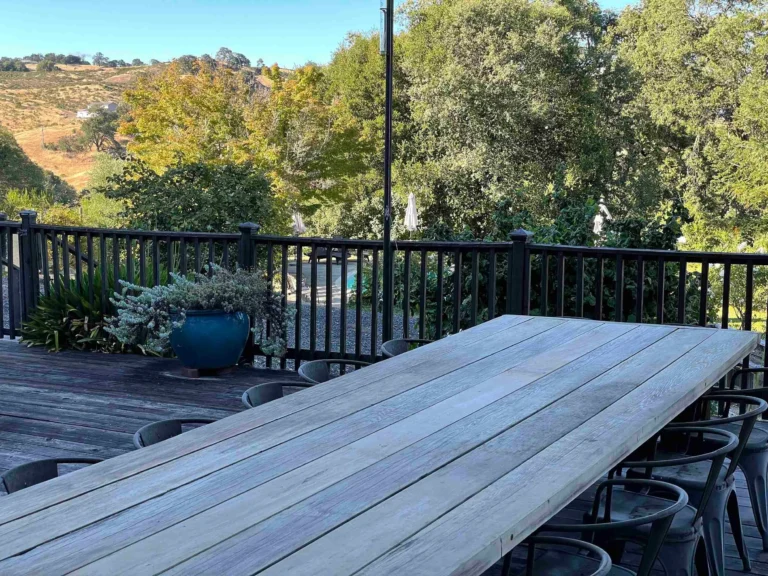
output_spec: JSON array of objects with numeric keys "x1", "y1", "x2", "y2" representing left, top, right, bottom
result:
[{"x1": 382, "y1": 0, "x2": 395, "y2": 344}]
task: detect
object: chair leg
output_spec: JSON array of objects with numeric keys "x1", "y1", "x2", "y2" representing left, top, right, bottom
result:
[
  {"x1": 701, "y1": 484, "x2": 729, "y2": 576},
  {"x1": 657, "y1": 537, "x2": 698, "y2": 576},
  {"x1": 695, "y1": 537, "x2": 711, "y2": 576},
  {"x1": 740, "y1": 451, "x2": 768, "y2": 551},
  {"x1": 726, "y1": 490, "x2": 751, "y2": 572}
]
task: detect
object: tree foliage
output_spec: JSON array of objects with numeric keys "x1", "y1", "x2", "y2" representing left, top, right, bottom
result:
[{"x1": 100, "y1": 160, "x2": 273, "y2": 232}]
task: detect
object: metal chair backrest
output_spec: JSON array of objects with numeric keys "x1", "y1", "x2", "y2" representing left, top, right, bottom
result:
[
  {"x1": 543, "y1": 479, "x2": 687, "y2": 576},
  {"x1": 242, "y1": 381, "x2": 312, "y2": 408},
  {"x1": 381, "y1": 339, "x2": 433, "y2": 358},
  {"x1": 1, "y1": 458, "x2": 103, "y2": 494},
  {"x1": 673, "y1": 393, "x2": 767, "y2": 479},
  {"x1": 298, "y1": 360, "x2": 371, "y2": 384},
  {"x1": 523, "y1": 536, "x2": 612, "y2": 576},
  {"x1": 622, "y1": 426, "x2": 737, "y2": 525},
  {"x1": 133, "y1": 418, "x2": 216, "y2": 449}
]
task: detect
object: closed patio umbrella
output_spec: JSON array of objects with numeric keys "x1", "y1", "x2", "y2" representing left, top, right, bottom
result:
[{"x1": 405, "y1": 193, "x2": 418, "y2": 233}]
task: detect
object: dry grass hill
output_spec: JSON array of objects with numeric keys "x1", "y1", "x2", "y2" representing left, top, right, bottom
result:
[{"x1": 0, "y1": 64, "x2": 142, "y2": 189}]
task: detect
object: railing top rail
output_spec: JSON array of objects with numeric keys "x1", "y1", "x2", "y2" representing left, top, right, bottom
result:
[
  {"x1": 253, "y1": 235, "x2": 507, "y2": 250},
  {"x1": 530, "y1": 242, "x2": 768, "y2": 263},
  {"x1": 0, "y1": 221, "x2": 21, "y2": 229},
  {"x1": 32, "y1": 224, "x2": 239, "y2": 240}
]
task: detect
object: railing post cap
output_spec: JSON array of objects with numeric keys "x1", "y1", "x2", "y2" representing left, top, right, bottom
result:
[
  {"x1": 509, "y1": 228, "x2": 533, "y2": 243},
  {"x1": 19, "y1": 210, "x2": 37, "y2": 218},
  {"x1": 0, "y1": 212, "x2": 6, "y2": 221},
  {"x1": 238, "y1": 222, "x2": 260, "y2": 235}
]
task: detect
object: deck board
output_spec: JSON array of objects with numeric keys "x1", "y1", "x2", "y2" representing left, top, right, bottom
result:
[{"x1": 0, "y1": 323, "x2": 765, "y2": 576}]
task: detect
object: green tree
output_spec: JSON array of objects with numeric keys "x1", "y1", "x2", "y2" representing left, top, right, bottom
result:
[
  {"x1": 36, "y1": 59, "x2": 58, "y2": 72},
  {"x1": 92, "y1": 52, "x2": 108, "y2": 66},
  {"x1": 101, "y1": 160, "x2": 274, "y2": 232},
  {"x1": 131, "y1": 58, "x2": 144, "y2": 66},
  {"x1": 81, "y1": 107, "x2": 119, "y2": 152}
]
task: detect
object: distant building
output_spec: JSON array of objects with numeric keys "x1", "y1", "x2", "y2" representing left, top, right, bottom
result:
[{"x1": 76, "y1": 101, "x2": 118, "y2": 119}]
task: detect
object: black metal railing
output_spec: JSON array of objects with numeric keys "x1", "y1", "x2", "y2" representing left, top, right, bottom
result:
[{"x1": 2, "y1": 211, "x2": 766, "y2": 370}]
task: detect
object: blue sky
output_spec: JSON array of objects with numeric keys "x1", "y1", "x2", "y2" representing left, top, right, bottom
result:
[{"x1": 0, "y1": 0, "x2": 634, "y2": 67}]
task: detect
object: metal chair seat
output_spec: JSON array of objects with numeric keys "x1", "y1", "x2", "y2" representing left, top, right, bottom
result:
[
  {"x1": 505, "y1": 548, "x2": 635, "y2": 576},
  {"x1": 633, "y1": 453, "x2": 730, "y2": 492},
  {"x1": 297, "y1": 359, "x2": 371, "y2": 384},
  {"x1": 702, "y1": 420, "x2": 768, "y2": 453},
  {"x1": 381, "y1": 338, "x2": 433, "y2": 358},
  {"x1": 594, "y1": 488, "x2": 700, "y2": 542},
  {"x1": 1, "y1": 458, "x2": 103, "y2": 494},
  {"x1": 241, "y1": 381, "x2": 312, "y2": 409}
]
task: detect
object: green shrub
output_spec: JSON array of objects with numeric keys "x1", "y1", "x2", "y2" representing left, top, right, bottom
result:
[{"x1": 108, "y1": 266, "x2": 291, "y2": 356}]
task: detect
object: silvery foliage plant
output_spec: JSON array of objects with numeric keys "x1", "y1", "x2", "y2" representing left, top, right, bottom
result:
[{"x1": 107, "y1": 266, "x2": 292, "y2": 357}]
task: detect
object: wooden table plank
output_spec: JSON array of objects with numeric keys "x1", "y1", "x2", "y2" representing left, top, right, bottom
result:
[
  {"x1": 0, "y1": 316, "x2": 564, "y2": 561},
  {"x1": 0, "y1": 315, "x2": 528, "y2": 527},
  {"x1": 0, "y1": 318, "x2": 757, "y2": 576},
  {"x1": 356, "y1": 329, "x2": 759, "y2": 576}
]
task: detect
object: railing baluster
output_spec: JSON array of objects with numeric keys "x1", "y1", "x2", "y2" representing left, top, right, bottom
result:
[
  {"x1": 487, "y1": 248, "x2": 496, "y2": 321},
  {"x1": 419, "y1": 249, "x2": 428, "y2": 336},
  {"x1": 266, "y1": 242, "x2": 275, "y2": 369},
  {"x1": 223, "y1": 241, "x2": 230, "y2": 270},
  {"x1": 470, "y1": 249, "x2": 479, "y2": 327},
  {"x1": 126, "y1": 235, "x2": 133, "y2": 284},
  {"x1": 74, "y1": 232, "x2": 82, "y2": 293},
  {"x1": 436, "y1": 250, "x2": 444, "y2": 340},
  {"x1": 575, "y1": 253, "x2": 584, "y2": 318},
  {"x1": 452, "y1": 249, "x2": 462, "y2": 333},
  {"x1": 40, "y1": 233, "x2": 50, "y2": 298},
  {"x1": 656, "y1": 257, "x2": 665, "y2": 324},
  {"x1": 325, "y1": 243, "x2": 332, "y2": 358},
  {"x1": 112, "y1": 234, "x2": 120, "y2": 289},
  {"x1": 745, "y1": 264, "x2": 754, "y2": 332},
  {"x1": 87, "y1": 233, "x2": 94, "y2": 307},
  {"x1": 310, "y1": 243, "x2": 318, "y2": 360},
  {"x1": 635, "y1": 256, "x2": 644, "y2": 323},
  {"x1": 62, "y1": 233, "x2": 70, "y2": 286},
  {"x1": 595, "y1": 256, "x2": 604, "y2": 321},
  {"x1": 722, "y1": 260, "x2": 731, "y2": 329},
  {"x1": 356, "y1": 248, "x2": 363, "y2": 359},
  {"x1": 208, "y1": 238, "x2": 214, "y2": 275},
  {"x1": 179, "y1": 238, "x2": 187, "y2": 276},
  {"x1": 555, "y1": 251, "x2": 564, "y2": 317},
  {"x1": 99, "y1": 234, "x2": 107, "y2": 316},
  {"x1": 340, "y1": 246, "x2": 348, "y2": 362},
  {"x1": 51, "y1": 232, "x2": 60, "y2": 294},
  {"x1": 371, "y1": 248, "x2": 379, "y2": 361},
  {"x1": 540, "y1": 251, "x2": 549, "y2": 317},
  {"x1": 699, "y1": 260, "x2": 709, "y2": 327},
  {"x1": 615, "y1": 254, "x2": 624, "y2": 322},
  {"x1": 280, "y1": 244, "x2": 289, "y2": 370},
  {"x1": 403, "y1": 249, "x2": 411, "y2": 337},
  {"x1": 152, "y1": 236, "x2": 160, "y2": 286},
  {"x1": 677, "y1": 257, "x2": 687, "y2": 324},
  {"x1": 7, "y1": 229, "x2": 16, "y2": 338},
  {"x1": 294, "y1": 244, "x2": 304, "y2": 369},
  {"x1": 166, "y1": 237, "x2": 173, "y2": 279},
  {"x1": 0, "y1": 226, "x2": 5, "y2": 333},
  {"x1": 194, "y1": 239, "x2": 201, "y2": 274},
  {"x1": 139, "y1": 237, "x2": 146, "y2": 286}
]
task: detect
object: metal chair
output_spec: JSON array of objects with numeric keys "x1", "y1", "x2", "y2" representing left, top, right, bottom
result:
[
  {"x1": 381, "y1": 338, "x2": 433, "y2": 358},
  {"x1": 241, "y1": 380, "x2": 312, "y2": 408},
  {"x1": 1, "y1": 458, "x2": 103, "y2": 494},
  {"x1": 502, "y1": 536, "x2": 615, "y2": 576},
  {"x1": 651, "y1": 393, "x2": 767, "y2": 575},
  {"x1": 133, "y1": 418, "x2": 216, "y2": 449},
  {"x1": 297, "y1": 359, "x2": 371, "y2": 384},
  {"x1": 707, "y1": 367, "x2": 768, "y2": 551},
  {"x1": 533, "y1": 478, "x2": 689, "y2": 576},
  {"x1": 617, "y1": 426, "x2": 739, "y2": 576}
]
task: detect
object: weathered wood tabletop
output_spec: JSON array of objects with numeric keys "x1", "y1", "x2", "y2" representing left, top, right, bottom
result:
[{"x1": 0, "y1": 316, "x2": 758, "y2": 576}]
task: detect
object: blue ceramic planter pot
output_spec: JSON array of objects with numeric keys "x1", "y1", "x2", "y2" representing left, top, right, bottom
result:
[{"x1": 170, "y1": 310, "x2": 250, "y2": 370}]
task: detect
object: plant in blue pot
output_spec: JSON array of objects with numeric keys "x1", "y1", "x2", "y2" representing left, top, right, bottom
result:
[{"x1": 107, "y1": 266, "x2": 290, "y2": 370}]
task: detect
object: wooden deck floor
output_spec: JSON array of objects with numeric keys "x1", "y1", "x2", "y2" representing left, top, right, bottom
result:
[{"x1": 0, "y1": 340, "x2": 766, "y2": 575}]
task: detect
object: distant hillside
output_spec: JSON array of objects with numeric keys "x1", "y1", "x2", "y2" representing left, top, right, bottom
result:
[
  {"x1": 0, "y1": 64, "x2": 143, "y2": 189},
  {"x1": 0, "y1": 126, "x2": 74, "y2": 201}
]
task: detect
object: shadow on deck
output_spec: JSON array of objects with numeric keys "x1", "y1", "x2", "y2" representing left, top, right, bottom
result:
[{"x1": 0, "y1": 340, "x2": 766, "y2": 576}]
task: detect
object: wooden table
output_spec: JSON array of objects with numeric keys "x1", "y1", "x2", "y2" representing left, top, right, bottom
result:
[{"x1": 0, "y1": 316, "x2": 758, "y2": 576}]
